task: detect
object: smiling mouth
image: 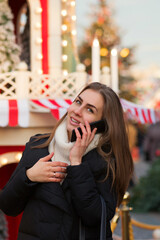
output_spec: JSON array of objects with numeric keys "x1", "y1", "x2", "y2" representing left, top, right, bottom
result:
[{"x1": 70, "y1": 117, "x2": 80, "y2": 125}]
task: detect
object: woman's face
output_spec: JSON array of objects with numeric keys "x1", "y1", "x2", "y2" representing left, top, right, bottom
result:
[{"x1": 66, "y1": 89, "x2": 104, "y2": 140}]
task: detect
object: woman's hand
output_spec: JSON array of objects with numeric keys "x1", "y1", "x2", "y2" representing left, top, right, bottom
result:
[
  {"x1": 69, "y1": 121, "x2": 97, "y2": 165},
  {"x1": 26, "y1": 152, "x2": 68, "y2": 182}
]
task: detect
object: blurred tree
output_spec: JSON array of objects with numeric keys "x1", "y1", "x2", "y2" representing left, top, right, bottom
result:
[
  {"x1": 78, "y1": 0, "x2": 137, "y2": 101},
  {"x1": 0, "y1": 0, "x2": 21, "y2": 73},
  {"x1": 79, "y1": 0, "x2": 119, "y2": 73},
  {"x1": 130, "y1": 156, "x2": 160, "y2": 212},
  {"x1": 19, "y1": 5, "x2": 30, "y2": 70}
]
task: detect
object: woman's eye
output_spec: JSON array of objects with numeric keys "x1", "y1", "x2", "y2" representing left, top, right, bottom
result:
[
  {"x1": 87, "y1": 108, "x2": 94, "y2": 113},
  {"x1": 75, "y1": 99, "x2": 81, "y2": 104}
]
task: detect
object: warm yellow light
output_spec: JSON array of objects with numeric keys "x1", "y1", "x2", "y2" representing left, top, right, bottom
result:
[
  {"x1": 1, "y1": 158, "x2": 8, "y2": 165},
  {"x1": 71, "y1": 1, "x2": 76, "y2": 6},
  {"x1": 63, "y1": 70, "x2": 68, "y2": 76},
  {"x1": 62, "y1": 55, "x2": 68, "y2": 62},
  {"x1": 61, "y1": 10, "x2": 67, "y2": 16},
  {"x1": 71, "y1": 30, "x2": 77, "y2": 35},
  {"x1": 71, "y1": 15, "x2": 76, "y2": 21},
  {"x1": 62, "y1": 24, "x2": 68, "y2": 31},
  {"x1": 36, "y1": 53, "x2": 43, "y2": 60},
  {"x1": 95, "y1": 29, "x2": 103, "y2": 37},
  {"x1": 120, "y1": 48, "x2": 130, "y2": 58},
  {"x1": 100, "y1": 48, "x2": 108, "y2": 57},
  {"x1": 35, "y1": 7, "x2": 42, "y2": 14},
  {"x1": 62, "y1": 40, "x2": 68, "y2": 47},
  {"x1": 15, "y1": 153, "x2": 22, "y2": 162},
  {"x1": 37, "y1": 69, "x2": 43, "y2": 75},
  {"x1": 36, "y1": 38, "x2": 43, "y2": 44},
  {"x1": 62, "y1": 0, "x2": 67, "y2": 2},
  {"x1": 35, "y1": 22, "x2": 42, "y2": 29}
]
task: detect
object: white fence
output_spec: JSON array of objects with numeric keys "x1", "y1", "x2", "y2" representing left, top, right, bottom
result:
[{"x1": 0, "y1": 63, "x2": 111, "y2": 100}]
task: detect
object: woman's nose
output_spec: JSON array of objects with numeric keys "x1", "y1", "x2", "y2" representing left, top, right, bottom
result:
[{"x1": 74, "y1": 106, "x2": 82, "y2": 116}]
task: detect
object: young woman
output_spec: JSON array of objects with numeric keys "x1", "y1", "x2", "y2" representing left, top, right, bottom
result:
[{"x1": 0, "y1": 82, "x2": 133, "y2": 240}]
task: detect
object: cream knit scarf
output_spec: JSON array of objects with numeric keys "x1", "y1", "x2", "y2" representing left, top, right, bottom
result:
[{"x1": 48, "y1": 118, "x2": 101, "y2": 165}]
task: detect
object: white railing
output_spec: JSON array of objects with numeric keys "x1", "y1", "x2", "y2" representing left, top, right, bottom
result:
[{"x1": 0, "y1": 63, "x2": 111, "y2": 100}]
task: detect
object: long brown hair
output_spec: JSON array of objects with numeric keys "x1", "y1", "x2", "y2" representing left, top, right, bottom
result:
[{"x1": 33, "y1": 82, "x2": 133, "y2": 206}]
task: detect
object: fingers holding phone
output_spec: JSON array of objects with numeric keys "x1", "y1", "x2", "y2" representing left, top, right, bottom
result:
[
  {"x1": 75, "y1": 121, "x2": 97, "y2": 146},
  {"x1": 83, "y1": 121, "x2": 97, "y2": 144},
  {"x1": 70, "y1": 119, "x2": 106, "y2": 142},
  {"x1": 69, "y1": 121, "x2": 97, "y2": 166}
]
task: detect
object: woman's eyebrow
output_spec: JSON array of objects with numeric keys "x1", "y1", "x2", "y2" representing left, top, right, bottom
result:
[
  {"x1": 78, "y1": 96, "x2": 98, "y2": 112},
  {"x1": 77, "y1": 96, "x2": 82, "y2": 101}
]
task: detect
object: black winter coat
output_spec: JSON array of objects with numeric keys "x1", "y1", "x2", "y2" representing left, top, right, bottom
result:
[{"x1": 0, "y1": 136, "x2": 117, "y2": 240}]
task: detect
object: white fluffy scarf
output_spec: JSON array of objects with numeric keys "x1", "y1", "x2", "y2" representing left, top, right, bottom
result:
[{"x1": 48, "y1": 118, "x2": 101, "y2": 165}]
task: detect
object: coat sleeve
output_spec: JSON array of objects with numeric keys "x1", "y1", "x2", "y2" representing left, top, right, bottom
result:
[
  {"x1": 0, "y1": 140, "x2": 38, "y2": 217},
  {"x1": 67, "y1": 149, "x2": 117, "y2": 226}
]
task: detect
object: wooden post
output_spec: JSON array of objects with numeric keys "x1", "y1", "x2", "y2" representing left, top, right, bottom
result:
[
  {"x1": 16, "y1": 62, "x2": 29, "y2": 98},
  {"x1": 75, "y1": 63, "x2": 87, "y2": 94}
]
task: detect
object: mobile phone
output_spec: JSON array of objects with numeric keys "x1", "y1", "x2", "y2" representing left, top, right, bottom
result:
[{"x1": 70, "y1": 119, "x2": 107, "y2": 142}]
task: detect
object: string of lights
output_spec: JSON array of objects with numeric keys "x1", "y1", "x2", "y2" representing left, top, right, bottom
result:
[{"x1": 61, "y1": 0, "x2": 78, "y2": 76}]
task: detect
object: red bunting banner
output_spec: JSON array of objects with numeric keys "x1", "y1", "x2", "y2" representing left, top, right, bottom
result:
[
  {"x1": 0, "y1": 99, "x2": 159, "y2": 127},
  {"x1": 120, "y1": 99, "x2": 160, "y2": 124},
  {"x1": 31, "y1": 98, "x2": 160, "y2": 124},
  {"x1": 0, "y1": 99, "x2": 29, "y2": 127},
  {"x1": 31, "y1": 99, "x2": 73, "y2": 120}
]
